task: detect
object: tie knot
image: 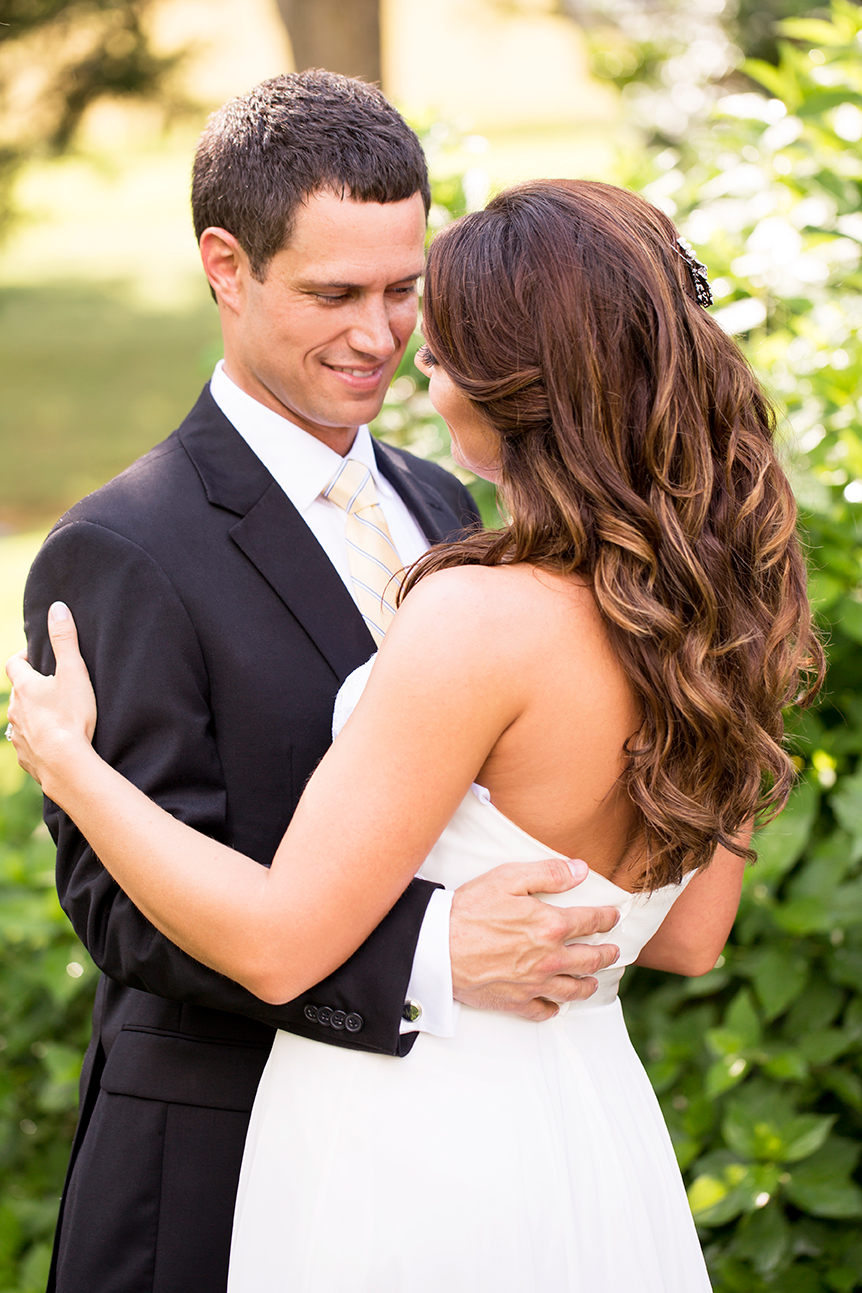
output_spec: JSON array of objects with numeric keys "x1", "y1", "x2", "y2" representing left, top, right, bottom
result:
[{"x1": 323, "y1": 458, "x2": 377, "y2": 515}]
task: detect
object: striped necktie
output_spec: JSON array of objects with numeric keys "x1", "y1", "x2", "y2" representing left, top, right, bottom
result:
[{"x1": 323, "y1": 458, "x2": 404, "y2": 645}]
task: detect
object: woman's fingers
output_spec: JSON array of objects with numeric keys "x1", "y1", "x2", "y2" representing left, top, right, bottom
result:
[
  {"x1": 47, "y1": 602, "x2": 84, "y2": 677},
  {"x1": 46, "y1": 603, "x2": 97, "y2": 741},
  {"x1": 4, "y1": 604, "x2": 98, "y2": 776},
  {"x1": 5, "y1": 648, "x2": 33, "y2": 690}
]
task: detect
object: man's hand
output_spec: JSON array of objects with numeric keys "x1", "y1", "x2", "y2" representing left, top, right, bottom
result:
[{"x1": 450, "y1": 858, "x2": 620, "y2": 1021}]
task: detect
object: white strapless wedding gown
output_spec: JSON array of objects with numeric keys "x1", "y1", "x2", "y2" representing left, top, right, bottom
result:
[{"x1": 228, "y1": 659, "x2": 712, "y2": 1292}]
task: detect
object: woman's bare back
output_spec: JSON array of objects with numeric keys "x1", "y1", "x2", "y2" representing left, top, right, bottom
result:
[{"x1": 446, "y1": 564, "x2": 644, "y2": 888}]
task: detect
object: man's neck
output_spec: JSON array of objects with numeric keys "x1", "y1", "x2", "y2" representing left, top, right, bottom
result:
[{"x1": 218, "y1": 359, "x2": 360, "y2": 456}]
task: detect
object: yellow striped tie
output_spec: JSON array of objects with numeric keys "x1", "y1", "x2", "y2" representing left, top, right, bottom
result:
[{"x1": 324, "y1": 458, "x2": 404, "y2": 645}]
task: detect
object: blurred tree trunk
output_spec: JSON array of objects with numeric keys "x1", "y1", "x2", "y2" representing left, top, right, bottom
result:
[{"x1": 275, "y1": 0, "x2": 382, "y2": 85}]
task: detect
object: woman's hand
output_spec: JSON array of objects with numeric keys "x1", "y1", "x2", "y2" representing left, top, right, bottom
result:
[{"x1": 5, "y1": 602, "x2": 97, "y2": 789}]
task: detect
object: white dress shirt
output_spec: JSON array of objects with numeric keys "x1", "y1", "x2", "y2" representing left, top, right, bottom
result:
[{"x1": 209, "y1": 362, "x2": 457, "y2": 1037}]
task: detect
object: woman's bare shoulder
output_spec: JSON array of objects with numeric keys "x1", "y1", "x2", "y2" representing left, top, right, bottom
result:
[
  {"x1": 399, "y1": 562, "x2": 594, "y2": 628},
  {"x1": 386, "y1": 562, "x2": 609, "y2": 695}
]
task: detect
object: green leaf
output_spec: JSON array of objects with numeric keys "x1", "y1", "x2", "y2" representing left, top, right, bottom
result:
[
  {"x1": 751, "y1": 777, "x2": 819, "y2": 881},
  {"x1": 831, "y1": 766, "x2": 862, "y2": 843},
  {"x1": 689, "y1": 1168, "x2": 739, "y2": 1219},
  {"x1": 762, "y1": 1048, "x2": 810, "y2": 1081},
  {"x1": 0, "y1": 1205, "x2": 23, "y2": 1273},
  {"x1": 722, "y1": 1087, "x2": 835, "y2": 1163},
  {"x1": 818, "y1": 1066, "x2": 862, "y2": 1112},
  {"x1": 829, "y1": 877, "x2": 862, "y2": 929},
  {"x1": 798, "y1": 91, "x2": 862, "y2": 118},
  {"x1": 830, "y1": 946, "x2": 862, "y2": 991},
  {"x1": 835, "y1": 598, "x2": 862, "y2": 645},
  {"x1": 688, "y1": 1163, "x2": 750, "y2": 1225},
  {"x1": 688, "y1": 1160, "x2": 782, "y2": 1226},
  {"x1": 743, "y1": 58, "x2": 800, "y2": 106},
  {"x1": 781, "y1": 1114, "x2": 837, "y2": 1163},
  {"x1": 780, "y1": 17, "x2": 859, "y2": 44},
  {"x1": 772, "y1": 895, "x2": 829, "y2": 935},
  {"x1": 732, "y1": 1200, "x2": 792, "y2": 1274},
  {"x1": 798, "y1": 1027, "x2": 856, "y2": 1066},
  {"x1": 784, "y1": 1139, "x2": 862, "y2": 1217},
  {"x1": 808, "y1": 569, "x2": 845, "y2": 613},
  {"x1": 726, "y1": 988, "x2": 762, "y2": 1045},
  {"x1": 704, "y1": 1055, "x2": 751, "y2": 1098},
  {"x1": 750, "y1": 949, "x2": 810, "y2": 1020},
  {"x1": 826, "y1": 1268, "x2": 862, "y2": 1293}
]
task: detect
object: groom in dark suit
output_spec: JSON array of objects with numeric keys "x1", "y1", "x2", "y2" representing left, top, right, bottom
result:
[{"x1": 24, "y1": 71, "x2": 620, "y2": 1293}]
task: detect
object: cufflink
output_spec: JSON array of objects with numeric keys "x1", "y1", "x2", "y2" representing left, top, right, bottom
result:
[{"x1": 402, "y1": 999, "x2": 422, "y2": 1024}]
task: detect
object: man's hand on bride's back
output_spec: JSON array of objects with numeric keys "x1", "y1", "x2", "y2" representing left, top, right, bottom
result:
[{"x1": 449, "y1": 859, "x2": 620, "y2": 1021}]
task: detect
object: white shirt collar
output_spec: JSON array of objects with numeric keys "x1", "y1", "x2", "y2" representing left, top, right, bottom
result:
[{"x1": 209, "y1": 360, "x2": 388, "y2": 515}]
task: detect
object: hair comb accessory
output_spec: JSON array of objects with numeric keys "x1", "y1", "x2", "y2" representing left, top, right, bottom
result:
[{"x1": 676, "y1": 236, "x2": 713, "y2": 308}]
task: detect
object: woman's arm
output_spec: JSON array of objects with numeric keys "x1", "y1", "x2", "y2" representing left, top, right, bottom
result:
[
  {"x1": 7, "y1": 576, "x2": 528, "y2": 1005},
  {"x1": 21, "y1": 524, "x2": 440, "y2": 1052},
  {"x1": 634, "y1": 838, "x2": 749, "y2": 975}
]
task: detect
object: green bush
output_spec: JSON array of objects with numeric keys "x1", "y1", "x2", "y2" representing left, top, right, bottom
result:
[
  {"x1": 616, "y1": 4, "x2": 862, "y2": 1287},
  {"x1": 0, "y1": 696, "x2": 97, "y2": 1293}
]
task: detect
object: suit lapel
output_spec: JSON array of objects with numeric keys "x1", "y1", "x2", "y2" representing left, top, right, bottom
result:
[
  {"x1": 373, "y1": 440, "x2": 467, "y2": 545},
  {"x1": 179, "y1": 390, "x2": 375, "y2": 682},
  {"x1": 178, "y1": 389, "x2": 470, "y2": 680},
  {"x1": 230, "y1": 488, "x2": 376, "y2": 680}
]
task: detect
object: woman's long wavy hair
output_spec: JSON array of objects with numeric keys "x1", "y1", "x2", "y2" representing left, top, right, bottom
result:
[{"x1": 405, "y1": 178, "x2": 824, "y2": 890}]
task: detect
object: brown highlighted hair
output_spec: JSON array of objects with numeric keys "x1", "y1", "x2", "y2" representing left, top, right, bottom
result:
[
  {"x1": 409, "y1": 179, "x2": 823, "y2": 890},
  {"x1": 192, "y1": 70, "x2": 431, "y2": 281}
]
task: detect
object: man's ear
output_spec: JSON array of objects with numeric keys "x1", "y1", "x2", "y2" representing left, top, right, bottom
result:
[{"x1": 199, "y1": 228, "x2": 248, "y2": 311}]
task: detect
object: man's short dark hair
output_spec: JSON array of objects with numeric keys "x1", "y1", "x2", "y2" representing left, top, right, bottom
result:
[{"x1": 192, "y1": 70, "x2": 431, "y2": 280}]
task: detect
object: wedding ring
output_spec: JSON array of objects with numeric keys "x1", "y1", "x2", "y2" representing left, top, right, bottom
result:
[{"x1": 4, "y1": 722, "x2": 12, "y2": 741}]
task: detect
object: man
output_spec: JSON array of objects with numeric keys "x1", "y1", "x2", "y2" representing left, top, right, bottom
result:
[{"x1": 25, "y1": 71, "x2": 619, "y2": 1293}]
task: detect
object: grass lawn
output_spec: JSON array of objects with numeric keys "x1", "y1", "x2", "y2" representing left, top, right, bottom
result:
[
  {"x1": 0, "y1": 530, "x2": 47, "y2": 667},
  {"x1": 0, "y1": 281, "x2": 222, "y2": 529},
  {"x1": 0, "y1": 529, "x2": 45, "y2": 799}
]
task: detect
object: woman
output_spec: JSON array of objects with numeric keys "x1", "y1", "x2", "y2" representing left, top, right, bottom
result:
[{"x1": 6, "y1": 180, "x2": 821, "y2": 1291}]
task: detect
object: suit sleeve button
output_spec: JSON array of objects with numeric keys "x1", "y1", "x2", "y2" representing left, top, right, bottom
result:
[
  {"x1": 317, "y1": 1006, "x2": 333, "y2": 1026},
  {"x1": 330, "y1": 1010, "x2": 346, "y2": 1030},
  {"x1": 345, "y1": 1013, "x2": 363, "y2": 1032},
  {"x1": 303, "y1": 1005, "x2": 318, "y2": 1022},
  {"x1": 401, "y1": 1000, "x2": 422, "y2": 1024}
]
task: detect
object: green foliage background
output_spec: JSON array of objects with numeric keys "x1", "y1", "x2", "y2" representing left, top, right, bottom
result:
[
  {"x1": 616, "y1": 5, "x2": 862, "y2": 1287},
  {"x1": 3, "y1": 5, "x2": 862, "y2": 1291},
  {"x1": 0, "y1": 742, "x2": 96, "y2": 1293}
]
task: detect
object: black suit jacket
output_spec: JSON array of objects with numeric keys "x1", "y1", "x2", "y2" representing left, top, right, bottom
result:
[{"x1": 26, "y1": 387, "x2": 481, "y2": 1293}]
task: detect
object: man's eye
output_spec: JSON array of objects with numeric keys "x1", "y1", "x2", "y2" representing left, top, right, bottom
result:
[{"x1": 314, "y1": 293, "x2": 349, "y2": 303}]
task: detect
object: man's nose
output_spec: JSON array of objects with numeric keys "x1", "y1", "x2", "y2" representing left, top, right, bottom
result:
[{"x1": 347, "y1": 297, "x2": 396, "y2": 358}]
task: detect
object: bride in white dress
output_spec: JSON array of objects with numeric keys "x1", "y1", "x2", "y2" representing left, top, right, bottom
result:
[{"x1": 7, "y1": 179, "x2": 821, "y2": 1291}]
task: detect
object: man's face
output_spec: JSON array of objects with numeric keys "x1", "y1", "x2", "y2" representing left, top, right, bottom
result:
[{"x1": 225, "y1": 189, "x2": 427, "y2": 450}]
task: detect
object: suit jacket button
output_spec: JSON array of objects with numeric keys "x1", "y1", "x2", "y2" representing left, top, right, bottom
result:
[
  {"x1": 330, "y1": 1010, "x2": 346, "y2": 1030},
  {"x1": 317, "y1": 1006, "x2": 333, "y2": 1026},
  {"x1": 345, "y1": 1013, "x2": 363, "y2": 1032},
  {"x1": 303, "y1": 1005, "x2": 318, "y2": 1022}
]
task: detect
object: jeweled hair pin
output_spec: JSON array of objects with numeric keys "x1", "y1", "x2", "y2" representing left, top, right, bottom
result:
[{"x1": 676, "y1": 237, "x2": 713, "y2": 308}]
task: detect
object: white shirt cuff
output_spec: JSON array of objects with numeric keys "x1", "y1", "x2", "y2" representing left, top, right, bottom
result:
[{"x1": 399, "y1": 888, "x2": 460, "y2": 1038}]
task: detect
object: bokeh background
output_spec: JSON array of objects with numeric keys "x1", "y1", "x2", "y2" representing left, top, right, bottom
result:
[{"x1": 2, "y1": 2, "x2": 862, "y2": 1290}]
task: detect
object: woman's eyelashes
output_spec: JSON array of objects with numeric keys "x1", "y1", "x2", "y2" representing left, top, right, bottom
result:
[{"x1": 416, "y1": 344, "x2": 438, "y2": 367}]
